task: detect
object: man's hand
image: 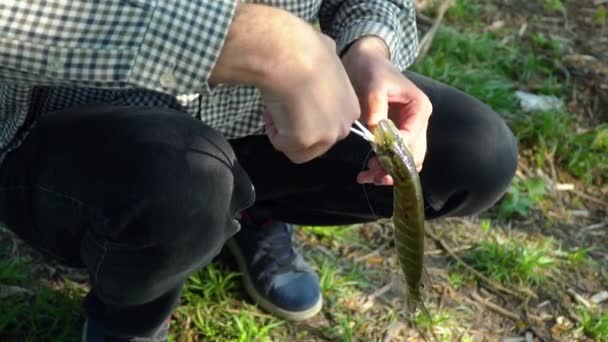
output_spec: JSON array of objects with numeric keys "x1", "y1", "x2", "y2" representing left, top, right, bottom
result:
[
  {"x1": 260, "y1": 32, "x2": 360, "y2": 164},
  {"x1": 211, "y1": 4, "x2": 360, "y2": 164},
  {"x1": 341, "y1": 36, "x2": 432, "y2": 185}
]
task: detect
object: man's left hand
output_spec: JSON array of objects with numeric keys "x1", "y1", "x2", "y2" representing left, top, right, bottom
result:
[{"x1": 342, "y1": 36, "x2": 432, "y2": 185}]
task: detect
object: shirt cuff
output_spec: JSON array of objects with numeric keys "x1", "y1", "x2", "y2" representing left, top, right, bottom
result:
[
  {"x1": 336, "y1": 20, "x2": 418, "y2": 71},
  {"x1": 128, "y1": 0, "x2": 238, "y2": 96}
]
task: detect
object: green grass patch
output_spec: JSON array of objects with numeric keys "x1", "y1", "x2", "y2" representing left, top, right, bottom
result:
[
  {"x1": 299, "y1": 225, "x2": 361, "y2": 246},
  {"x1": 413, "y1": 27, "x2": 608, "y2": 185},
  {"x1": 0, "y1": 281, "x2": 85, "y2": 342},
  {"x1": 579, "y1": 309, "x2": 608, "y2": 341},
  {"x1": 0, "y1": 257, "x2": 31, "y2": 285},
  {"x1": 412, "y1": 27, "x2": 562, "y2": 111},
  {"x1": 174, "y1": 263, "x2": 285, "y2": 341},
  {"x1": 413, "y1": 306, "x2": 475, "y2": 342},
  {"x1": 542, "y1": 0, "x2": 566, "y2": 14},
  {"x1": 498, "y1": 176, "x2": 547, "y2": 220},
  {"x1": 510, "y1": 109, "x2": 608, "y2": 184},
  {"x1": 412, "y1": 29, "x2": 519, "y2": 113},
  {"x1": 446, "y1": 0, "x2": 483, "y2": 25},
  {"x1": 563, "y1": 246, "x2": 594, "y2": 267},
  {"x1": 315, "y1": 258, "x2": 366, "y2": 297},
  {"x1": 463, "y1": 237, "x2": 556, "y2": 286}
]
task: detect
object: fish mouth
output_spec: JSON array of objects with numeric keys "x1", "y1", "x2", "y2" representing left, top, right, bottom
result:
[{"x1": 374, "y1": 120, "x2": 397, "y2": 152}]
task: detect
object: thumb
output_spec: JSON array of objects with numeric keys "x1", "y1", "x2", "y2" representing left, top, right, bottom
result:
[{"x1": 365, "y1": 91, "x2": 389, "y2": 130}]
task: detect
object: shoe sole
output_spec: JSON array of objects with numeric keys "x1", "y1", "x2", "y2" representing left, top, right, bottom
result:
[{"x1": 226, "y1": 239, "x2": 323, "y2": 321}]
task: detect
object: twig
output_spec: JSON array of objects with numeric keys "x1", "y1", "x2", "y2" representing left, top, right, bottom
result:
[
  {"x1": 527, "y1": 327, "x2": 550, "y2": 342},
  {"x1": 426, "y1": 245, "x2": 472, "y2": 255},
  {"x1": 426, "y1": 228, "x2": 534, "y2": 299},
  {"x1": 313, "y1": 245, "x2": 335, "y2": 259},
  {"x1": 545, "y1": 151, "x2": 566, "y2": 210},
  {"x1": 354, "y1": 243, "x2": 387, "y2": 263},
  {"x1": 567, "y1": 288, "x2": 591, "y2": 308},
  {"x1": 455, "y1": 326, "x2": 471, "y2": 342},
  {"x1": 369, "y1": 279, "x2": 394, "y2": 300},
  {"x1": 417, "y1": 0, "x2": 453, "y2": 61},
  {"x1": 580, "y1": 221, "x2": 607, "y2": 233},
  {"x1": 566, "y1": 308, "x2": 583, "y2": 324},
  {"x1": 416, "y1": 12, "x2": 435, "y2": 26},
  {"x1": 572, "y1": 189, "x2": 608, "y2": 208},
  {"x1": 471, "y1": 292, "x2": 545, "y2": 325},
  {"x1": 471, "y1": 292, "x2": 519, "y2": 320}
]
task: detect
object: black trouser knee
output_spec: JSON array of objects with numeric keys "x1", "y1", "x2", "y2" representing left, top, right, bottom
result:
[
  {"x1": 0, "y1": 106, "x2": 255, "y2": 337},
  {"x1": 230, "y1": 71, "x2": 518, "y2": 224},
  {"x1": 407, "y1": 71, "x2": 518, "y2": 217}
]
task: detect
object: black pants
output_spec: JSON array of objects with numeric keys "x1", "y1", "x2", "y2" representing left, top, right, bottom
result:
[{"x1": 0, "y1": 72, "x2": 517, "y2": 337}]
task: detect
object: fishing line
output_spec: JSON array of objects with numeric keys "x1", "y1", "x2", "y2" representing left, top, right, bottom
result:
[{"x1": 360, "y1": 145, "x2": 381, "y2": 221}]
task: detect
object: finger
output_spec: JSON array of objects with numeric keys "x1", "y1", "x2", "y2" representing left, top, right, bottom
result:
[
  {"x1": 364, "y1": 90, "x2": 389, "y2": 130},
  {"x1": 374, "y1": 174, "x2": 393, "y2": 186},
  {"x1": 414, "y1": 134, "x2": 427, "y2": 172},
  {"x1": 367, "y1": 157, "x2": 381, "y2": 170},
  {"x1": 389, "y1": 100, "x2": 430, "y2": 139},
  {"x1": 357, "y1": 166, "x2": 387, "y2": 183},
  {"x1": 357, "y1": 170, "x2": 394, "y2": 185},
  {"x1": 357, "y1": 170, "x2": 376, "y2": 184},
  {"x1": 359, "y1": 168, "x2": 387, "y2": 183}
]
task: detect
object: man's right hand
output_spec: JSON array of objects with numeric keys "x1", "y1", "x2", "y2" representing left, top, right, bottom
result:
[{"x1": 210, "y1": 4, "x2": 360, "y2": 164}]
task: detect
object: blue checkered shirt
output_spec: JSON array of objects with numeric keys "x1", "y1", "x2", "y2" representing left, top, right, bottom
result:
[{"x1": 0, "y1": 0, "x2": 419, "y2": 164}]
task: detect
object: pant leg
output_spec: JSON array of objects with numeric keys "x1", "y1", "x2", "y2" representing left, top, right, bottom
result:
[
  {"x1": 0, "y1": 106, "x2": 254, "y2": 337},
  {"x1": 230, "y1": 71, "x2": 518, "y2": 224}
]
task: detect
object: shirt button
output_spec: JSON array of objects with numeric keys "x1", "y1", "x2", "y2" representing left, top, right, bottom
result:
[{"x1": 160, "y1": 72, "x2": 177, "y2": 88}]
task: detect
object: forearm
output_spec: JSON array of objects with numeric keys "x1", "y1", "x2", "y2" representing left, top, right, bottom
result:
[{"x1": 210, "y1": 3, "x2": 318, "y2": 91}]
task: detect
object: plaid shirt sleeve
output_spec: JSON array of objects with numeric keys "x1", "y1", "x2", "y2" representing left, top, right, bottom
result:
[
  {"x1": 319, "y1": 0, "x2": 419, "y2": 71},
  {"x1": 0, "y1": 0, "x2": 237, "y2": 96}
]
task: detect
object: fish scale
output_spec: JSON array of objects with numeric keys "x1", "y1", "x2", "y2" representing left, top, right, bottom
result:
[{"x1": 371, "y1": 119, "x2": 426, "y2": 311}]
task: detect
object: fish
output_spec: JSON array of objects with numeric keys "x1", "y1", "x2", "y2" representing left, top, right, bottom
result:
[{"x1": 368, "y1": 119, "x2": 426, "y2": 310}]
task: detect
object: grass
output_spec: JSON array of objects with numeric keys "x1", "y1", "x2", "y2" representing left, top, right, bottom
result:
[
  {"x1": 172, "y1": 263, "x2": 285, "y2": 342},
  {"x1": 413, "y1": 25, "x2": 608, "y2": 191},
  {"x1": 413, "y1": 306, "x2": 475, "y2": 341},
  {"x1": 0, "y1": 257, "x2": 31, "y2": 284},
  {"x1": 0, "y1": 277, "x2": 84, "y2": 341},
  {"x1": 580, "y1": 309, "x2": 608, "y2": 341},
  {"x1": 497, "y1": 176, "x2": 548, "y2": 220},
  {"x1": 463, "y1": 236, "x2": 557, "y2": 287}
]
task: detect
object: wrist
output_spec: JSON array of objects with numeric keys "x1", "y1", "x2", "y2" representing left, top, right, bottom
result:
[{"x1": 342, "y1": 36, "x2": 390, "y2": 62}]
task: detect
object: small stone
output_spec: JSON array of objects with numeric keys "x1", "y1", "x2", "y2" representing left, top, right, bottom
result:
[{"x1": 590, "y1": 291, "x2": 608, "y2": 305}]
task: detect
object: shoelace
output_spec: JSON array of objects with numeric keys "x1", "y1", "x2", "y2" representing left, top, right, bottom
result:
[{"x1": 251, "y1": 228, "x2": 297, "y2": 287}]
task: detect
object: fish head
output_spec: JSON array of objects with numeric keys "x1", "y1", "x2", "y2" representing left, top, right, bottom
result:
[
  {"x1": 372, "y1": 119, "x2": 402, "y2": 174},
  {"x1": 372, "y1": 119, "x2": 418, "y2": 182}
]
